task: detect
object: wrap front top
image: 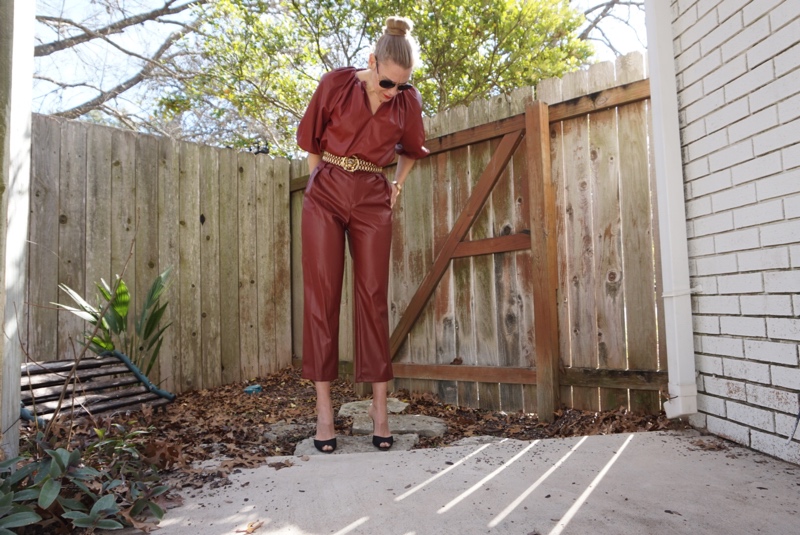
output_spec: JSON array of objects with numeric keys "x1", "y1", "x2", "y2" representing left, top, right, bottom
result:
[{"x1": 296, "y1": 67, "x2": 429, "y2": 166}]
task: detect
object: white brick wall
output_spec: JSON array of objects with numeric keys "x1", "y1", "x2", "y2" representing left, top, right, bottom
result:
[
  {"x1": 707, "y1": 415, "x2": 750, "y2": 443},
  {"x1": 727, "y1": 401, "x2": 774, "y2": 430},
  {"x1": 744, "y1": 339, "x2": 798, "y2": 365},
  {"x1": 738, "y1": 247, "x2": 790, "y2": 272},
  {"x1": 672, "y1": 0, "x2": 800, "y2": 464}
]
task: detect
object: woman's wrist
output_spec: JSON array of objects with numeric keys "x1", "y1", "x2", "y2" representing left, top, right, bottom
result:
[{"x1": 392, "y1": 180, "x2": 403, "y2": 192}]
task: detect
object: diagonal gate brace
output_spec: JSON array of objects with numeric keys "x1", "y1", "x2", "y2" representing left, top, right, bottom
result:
[{"x1": 390, "y1": 129, "x2": 525, "y2": 360}]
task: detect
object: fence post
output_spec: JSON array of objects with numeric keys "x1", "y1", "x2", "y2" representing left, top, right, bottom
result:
[
  {"x1": 1, "y1": 0, "x2": 34, "y2": 458},
  {"x1": 526, "y1": 101, "x2": 559, "y2": 422}
]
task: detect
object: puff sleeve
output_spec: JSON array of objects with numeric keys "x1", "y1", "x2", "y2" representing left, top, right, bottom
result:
[
  {"x1": 395, "y1": 87, "x2": 430, "y2": 161},
  {"x1": 296, "y1": 69, "x2": 348, "y2": 154}
]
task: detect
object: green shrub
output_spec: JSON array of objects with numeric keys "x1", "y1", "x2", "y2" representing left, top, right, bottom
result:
[
  {"x1": 6, "y1": 425, "x2": 168, "y2": 532},
  {"x1": 55, "y1": 267, "x2": 173, "y2": 375}
]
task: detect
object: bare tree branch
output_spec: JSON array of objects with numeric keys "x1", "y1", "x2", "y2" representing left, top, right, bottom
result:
[
  {"x1": 55, "y1": 27, "x2": 190, "y2": 119},
  {"x1": 34, "y1": 74, "x2": 103, "y2": 92},
  {"x1": 35, "y1": 0, "x2": 206, "y2": 57},
  {"x1": 579, "y1": 1, "x2": 616, "y2": 40},
  {"x1": 576, "y1": 0, "x2": 645, "y2": 56}
]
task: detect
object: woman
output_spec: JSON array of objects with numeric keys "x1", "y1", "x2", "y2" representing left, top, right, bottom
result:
[{"x1": 296, "y1": 16, "x2": 428, "y2": 453}]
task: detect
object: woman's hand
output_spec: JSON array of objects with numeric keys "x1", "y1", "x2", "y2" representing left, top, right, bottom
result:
[{"x1": 391, "y1": 182, "x2": 402, "y2": 208}]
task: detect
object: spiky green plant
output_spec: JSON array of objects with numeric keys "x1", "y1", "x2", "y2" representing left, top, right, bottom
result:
[{"x1": 54, "y1": 267, "x2": 173, "y2": 375}]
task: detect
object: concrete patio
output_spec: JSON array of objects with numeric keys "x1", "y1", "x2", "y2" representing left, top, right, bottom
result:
[{"x1": 123, "y1": 430, "x2": 799, "y2": 534}]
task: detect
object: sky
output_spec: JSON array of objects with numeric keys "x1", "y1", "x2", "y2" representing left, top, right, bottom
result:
[{"x1": 32, "y1": 0, "x2": 649, "y2": 117}]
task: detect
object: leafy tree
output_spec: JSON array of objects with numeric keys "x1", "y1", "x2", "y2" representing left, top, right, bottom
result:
[
  {"x1": 386, "y1": 0, "x2": 593, "y2": 113},
  {"x1": 159, "y1": 0, "x2": 592, "y2": 155},
  {"x1": 34, "y1": 0, "x2": 642, "y2": 151}
]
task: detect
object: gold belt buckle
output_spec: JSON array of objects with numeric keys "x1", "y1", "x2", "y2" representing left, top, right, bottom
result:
[{"x1": 342, "y1": 156, "x2": 359, "y2": 172}]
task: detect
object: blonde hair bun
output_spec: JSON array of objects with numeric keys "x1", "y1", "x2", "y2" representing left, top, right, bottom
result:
[
  {"x1": 385, "y1": 16, "x2": 413, "y2": 37},
  {"x1": 375, "y1": 16, "x2": 419, "y2": 69}
]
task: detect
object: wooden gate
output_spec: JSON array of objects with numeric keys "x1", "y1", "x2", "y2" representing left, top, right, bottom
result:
[{"x1": 289, "y1": 55, "x2": 667, "y2": 418}]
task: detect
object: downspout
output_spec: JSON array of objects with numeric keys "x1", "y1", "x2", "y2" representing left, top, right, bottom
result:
[{"x1": 645, "y1": 0, "x2": 697, "y2": 418}]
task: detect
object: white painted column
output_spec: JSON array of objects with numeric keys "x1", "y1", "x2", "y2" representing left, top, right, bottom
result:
[
  {"x1": 644, "y1": 0, "x2": 697, "y2": 418},
  {"x1": 1, "y1": 1, "x2": 35, "y2": 458}
]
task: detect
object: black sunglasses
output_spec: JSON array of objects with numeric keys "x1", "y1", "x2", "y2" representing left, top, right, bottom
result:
[{"x1": 376, "y1": 63, "x2": 413, "y2": 91}]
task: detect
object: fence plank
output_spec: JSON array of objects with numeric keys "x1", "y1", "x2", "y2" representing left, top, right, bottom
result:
[
  {"x1": 452, "y1": 235, "x2": 529, "y2": 257},
  {"x1": 135, "y1": 134, "x2": 160, "y2": 374},
  {"x1": 493, "y1": 141, "x2": 523, "y2": 412},
  {"x1": 85, "y1": 125, "x2": 112, "y2": 305},
  {"x1": 650, "y1": 98, "x2": 669, "y2": 404},
  {"x1": 200, "y1": 145, "x2": 221, "y2": 388},
  {"x1": 238, "y1": 152, "x2": 259, "y2": 381},
  {"x1": 470, "y1": 97, "x2": 509, "y2": 411},
  {"x1": 447, "y1": 107, "x2": 478, "y2": 408},
  {"x1": 561, "y1": 69, "x2": 599, "y2": 412},
  {"x1": 178, "y1": 142, "x2": 201, "y2": 392},
  {"x1": 562, "y1": 368, "x2": 666, "y2": 390},
  {"x1": 339, "y1": 238, "x2": 355, "y2": 379},
  {"x1": 157, "y1": 136, "x2": 180, "y2": 393},
  {"x1": 28, "y1": 117, "x2": 60, "y2": 362},
  {"x1": 110, "y1": 128, "x2": 137, "y2": 328},
  {"x1": 57, "y1": 120, "x2": 87, "y2": 360},
  {"x1": 548, "y1": 78, "x2": 570, "y2": 419},
  {"x1": 401, "y1": 120, "x2": 437, "y2": 397},
  {"x1": 618, "y1": 55, "x2": 660, "y2": 413},
  {"x1": 548, "y1": 79, "x2": 650, "y2": 123},
  {"x1": 471, "y1": 127, "x2": 499, "y2": 410},
  {"x1": 527, "y1": 102, "x2": 560, "y2": 421},
  {"x1": 433, "y1": 110, "x2": 462, "y2": 406},
  {"x1": 388, "y1": 160, "x2": 410, "y2": 394},
  {"x1": 256, "y1": 156, "x2": 277, "y2": 376},
  {"x1": 398, "y1": 114, "x2": 438, "y2": 399},
  {"x1": 218, "y1": 148, "x2": 240, "y2": 385},
  {"x1": 537, "y1": 78, "x2": 572, "y2": 408},
  {"x1": 273, "y1": 157, "x2": 293, "y2": 371},
  {"x1": 510, "y1": 91, "x2": 536, "y2": 412},
  {"x1": 432, "y1": 148, "x2": 458, "y2": 405},
  {"x1": 393, "y1": 363, "x2": 535, "y2": 384},
  {"x1": 414, "y1": 155, "x2": 437, "y2": 392},
  {"x1": 514, "y1": 164, "x2": 537, "y2": 409},
  {"x1": 290, "y1": 160, "x2": 305, "y2": 367},
  {"x1": 588, "y1": 62, "x2": 628, "y2": 411}
]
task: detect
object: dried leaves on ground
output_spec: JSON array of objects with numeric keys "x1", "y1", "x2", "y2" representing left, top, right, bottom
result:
[{"x1": 25, "y1": 366, "x2": 688, "y2": 491}]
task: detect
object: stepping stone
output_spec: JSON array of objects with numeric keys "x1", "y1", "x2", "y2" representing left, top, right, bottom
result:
[
  {"x1": 264, "y1": 422, "x2": 315, "y2": 442},
  {"x1": 294, "y1": 434, "x2": 419, "y2": 456},
  {"x1": 351, "y1": 414, "x2": 447, "y2": 438},
  {"x1": 337, "y1": 398, "x2": 409, "y2": 417}
]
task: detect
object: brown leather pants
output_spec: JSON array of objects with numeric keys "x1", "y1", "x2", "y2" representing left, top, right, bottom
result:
[{"x1": 301, "y1": 162, "x2": 394, "y2": 383}]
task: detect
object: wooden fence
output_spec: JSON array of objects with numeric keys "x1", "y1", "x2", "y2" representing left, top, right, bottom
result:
[
  {"x1": 27, "y1": 116, "x2": 293, "y2": 394},
  {"x1": 27, "y1": 52, "x2": 665, "y2": 413},
  {"x1": 290, "y1": 52, "x2": 665, "y2": 414},
  {"x1": 543, "y1": 54, "x2": 666, "y2": 414}
]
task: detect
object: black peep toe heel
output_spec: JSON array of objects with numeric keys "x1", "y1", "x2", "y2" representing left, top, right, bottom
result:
[
  {"x1": 314, "y1": 437, "x2": 337, "y2": 453},
  {"x1": 372, "y1": 435, "x2": 394, "y2": 451}
]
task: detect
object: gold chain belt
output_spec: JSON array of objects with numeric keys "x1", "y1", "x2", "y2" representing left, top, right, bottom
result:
[{"x1": 322, "y1": 151, "x2": 383, "y2": 174}]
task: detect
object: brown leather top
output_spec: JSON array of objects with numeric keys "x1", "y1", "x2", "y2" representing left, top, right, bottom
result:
[{"x1": 296, "y1": 67, "x2": 429, "y2": 167}]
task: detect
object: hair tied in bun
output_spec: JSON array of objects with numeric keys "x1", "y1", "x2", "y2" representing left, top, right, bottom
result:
[{"x1": 375, "y1": 16, "x2": 418, "y2": 69}]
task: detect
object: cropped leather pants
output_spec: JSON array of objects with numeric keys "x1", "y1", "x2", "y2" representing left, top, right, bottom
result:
[{"x1": 301, "y1": 162, "x2": 394, "y2": 383}]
